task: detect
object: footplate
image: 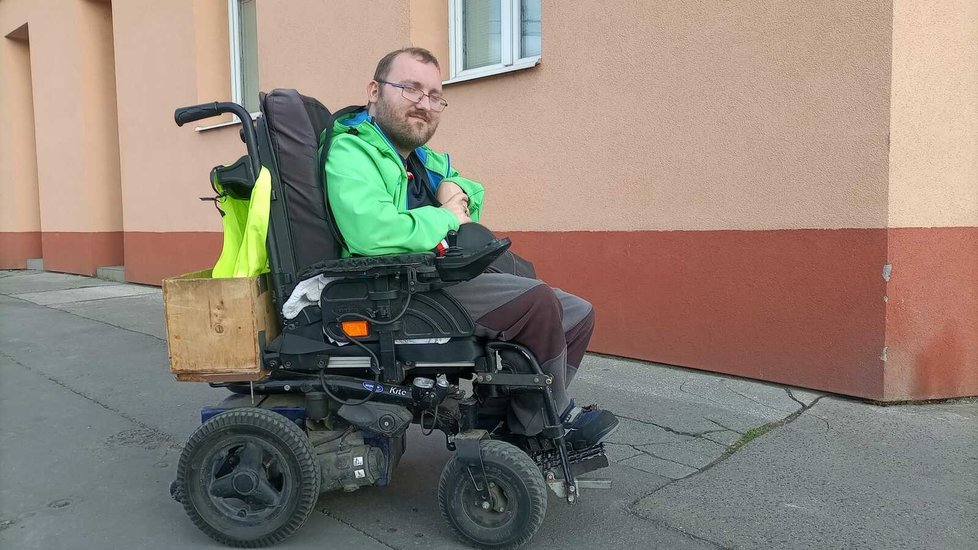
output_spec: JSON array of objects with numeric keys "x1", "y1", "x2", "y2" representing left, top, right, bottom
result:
[
  {"x1": 534, "y1": 444, "x2": 610, "y2": 477},
  {"x1": 535, "y1": 444, "x2": 612, "y2": 501}
]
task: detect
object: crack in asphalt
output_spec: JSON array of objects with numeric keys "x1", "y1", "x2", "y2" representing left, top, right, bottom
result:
[
  {"x1": 785, "y1": 388, "x2": 808, "y2": 408},
  {"x1": 317, "y1": 506, "x2": 400, "y2": 549},
  {"x1": 616, "y1": 413, "x2": 725, "y2": 439},
  {"x1": 721, "y1": 381, "x2": 795, "y2": 415},
  {"x1": 704, "y1": 417, "x2": 744, "y2": 435},
  {"x1": 0, "y1": 348, "x2": 180, "y2": 451},
  {"x1": 1, "y1": 292, "x2": 166, "y2": 343},
  {"x1": 620, "y1": 443, "x2": 701, "y2": 470},
  {"x1": 642, "y1": 517, "x2": 731, "y2": 549},
  {"x1": 625, "y1": 396, "x2": 828, "y2": 531}
]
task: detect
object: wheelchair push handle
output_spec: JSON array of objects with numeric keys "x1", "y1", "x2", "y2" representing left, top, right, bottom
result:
[
  {"x1": 174, "y1": 101, "x2": 246, "y2": 127},
  {"x1": 173, "y1": 101, "x2": 261, "y2": 176}
]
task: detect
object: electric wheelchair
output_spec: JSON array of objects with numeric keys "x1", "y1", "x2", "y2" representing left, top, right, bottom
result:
[{"x1": 168, "y1": 89, "x2": 610, "y2": 549}]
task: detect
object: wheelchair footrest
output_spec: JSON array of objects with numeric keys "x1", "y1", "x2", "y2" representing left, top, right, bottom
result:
[
  {"x1": 575, "y1": 479, "x2": 612, "y2": 491},
  {"x1": 534, "y1": 443, "x2": 609, "y2": 478}
]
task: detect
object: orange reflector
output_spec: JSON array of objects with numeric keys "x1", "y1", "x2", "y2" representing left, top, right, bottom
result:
[{"x1": 341, "y1": 320, "x2": 369, "y2": 338}]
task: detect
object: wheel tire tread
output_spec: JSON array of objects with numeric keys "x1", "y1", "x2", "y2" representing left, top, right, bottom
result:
[
  {"x1": 437, "y1": 439, "x2": 547, "y2": 550},
  {"x1": 175, "y1": 408, "x2": 321, "y2": 548}
]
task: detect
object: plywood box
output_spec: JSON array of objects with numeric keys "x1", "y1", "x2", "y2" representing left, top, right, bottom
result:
[{"x1": 162, "y1": 270, "x2": 279, "y2": 382}]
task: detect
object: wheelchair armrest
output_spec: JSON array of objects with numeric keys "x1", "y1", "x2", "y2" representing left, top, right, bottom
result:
[
  {"x1": 435, "y1": 236, "x2": 511, "y2": 282},
  {"x1": 299, "y1": 252, "x2": 437, "y2": 279},
  {"x1": 298, "y1": 234, "x2": 511, "y2": 284}
]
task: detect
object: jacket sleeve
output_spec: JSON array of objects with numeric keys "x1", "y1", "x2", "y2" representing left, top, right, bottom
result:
[
  {"x1": 442, "y1": 171, "x2": 485, "y2": 223},
  {"x1": 326, "y1": 135, "x2": 460, "y2": 256}
]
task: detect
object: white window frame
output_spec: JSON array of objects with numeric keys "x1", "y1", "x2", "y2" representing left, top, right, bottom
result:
[
  {"x1": 195, "y1": 1, "x2": 259, "y2": 131},
  {"x1": 446, "y1": 0, "x2": 541, "y2": 84},
  {"x1": 228, "y1": 0, "x2": 259, "y2": 117}
]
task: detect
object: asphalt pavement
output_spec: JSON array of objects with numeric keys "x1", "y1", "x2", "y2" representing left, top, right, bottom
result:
[{"x1": 1, "y1": 270, "x2": 975, "y2": 549}]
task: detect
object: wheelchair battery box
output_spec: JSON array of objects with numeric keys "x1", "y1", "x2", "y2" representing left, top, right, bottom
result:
[{"x1": 162, "y1": 269, "x2": 279, "y2": 382}]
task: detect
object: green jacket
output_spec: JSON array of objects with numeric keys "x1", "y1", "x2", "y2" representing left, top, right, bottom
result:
[{"x1": 321, "y1": 109, "x2": 484, "y2": 256}]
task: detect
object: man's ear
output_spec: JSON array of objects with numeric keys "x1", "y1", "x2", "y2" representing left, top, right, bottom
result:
[{"x1": 367, "y1": 80, "x2": 380, "y2": 103}]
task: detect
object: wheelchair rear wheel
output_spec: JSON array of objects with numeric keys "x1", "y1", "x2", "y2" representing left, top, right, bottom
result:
[
  {"x1": 438, "y1": 439, "x2": 548, "y2": 550},
  {"x1": 174, "y1": 408, "x2": 321, "y2": 547}
]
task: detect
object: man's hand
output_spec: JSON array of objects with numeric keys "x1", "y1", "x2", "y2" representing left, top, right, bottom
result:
[{"x1": 439, "y1": 188, "x2": 472, "y2": 225}]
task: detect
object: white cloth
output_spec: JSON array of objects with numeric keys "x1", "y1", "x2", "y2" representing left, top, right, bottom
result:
[{"x1": 282, "y1": 274, "x2": 334, "y2": 319}]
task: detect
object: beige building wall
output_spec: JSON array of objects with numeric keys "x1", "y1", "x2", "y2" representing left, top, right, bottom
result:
[
  {"x1": 1, "y1": 0, "x2": 973, "y2": 399},
  {"x1": 0, "y1": 23, "x2": 40, "y2": 234},
  {"x1": 255, "y1": 0, "x2": 410, "y2": 107},
  {"x1": 444, "y1": 1, "x2": 894, "y2": 232},
  {"x1": 79, "y1": 0, "x2": 124, "y2": 233},
  {"x1": 112, "y1": 0, "x2": 242, "y2": 234},
  {"x1": 0, "y1": 0, "x2": 123, "y2": 233},
  {"x1": 888, "y1": 0, "x2": 978, "y2": 228},
  {"x1": 248, "y1": 1, "x2": 893, "y2": 233}
]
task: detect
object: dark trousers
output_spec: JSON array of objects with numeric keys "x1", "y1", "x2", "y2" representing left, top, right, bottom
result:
[{"x1": 444, "y1": 273, "x2": 595, "y2": 435}]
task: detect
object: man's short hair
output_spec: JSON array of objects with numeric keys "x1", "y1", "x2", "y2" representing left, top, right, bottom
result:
[{"x1": 373, "y1": 47, "x2": 441, "y2": 82}]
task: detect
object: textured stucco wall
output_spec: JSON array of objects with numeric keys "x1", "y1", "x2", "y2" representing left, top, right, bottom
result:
[
  {"x1": 0, "y1": 0, "x2": 123, "y2": 233},
  {"x1": 0, "y1": 24, "x2": 40, "y2": 233},
  {"x1": 2, "y1": 0, "x2": 896, "y2": 235},
  {"x1": 112, "y1": 0, "x2": 242, "y2": 233},
  {"x1": 249, "y1": 0, "x2": 894, "y2": 233},
  {"x1": 409, "y1": 0, "x2": 450, "y2": 77},
  {"x1": 256, "y1": 0, "x2": 410, "y2": 108},
  {"x1": 79, "y1": 0, "x2": 124, "y2": 233},
  {"x1": 888, "y1": 0, "x2": 978, "y2": 227},
  {"x1": 427, "y1": 0, "x2": 894, "y2": 232}
]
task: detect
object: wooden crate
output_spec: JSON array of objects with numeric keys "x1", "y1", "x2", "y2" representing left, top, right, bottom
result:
[{"x1": 162, "y1": 269, "x2": 279, "y2": 382}]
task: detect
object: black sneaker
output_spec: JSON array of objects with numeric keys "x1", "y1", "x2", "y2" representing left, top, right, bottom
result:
[{"x1": 561, "y1": 402, "x2": 620, "y2": 450}]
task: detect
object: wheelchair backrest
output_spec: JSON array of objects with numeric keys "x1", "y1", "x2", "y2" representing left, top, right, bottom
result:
[{"x1": 257, "y1": 89, "x2": 346, "y2": 306}]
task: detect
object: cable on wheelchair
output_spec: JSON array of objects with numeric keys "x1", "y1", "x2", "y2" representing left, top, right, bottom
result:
[
  {"x1": 318, "y1": 364, "x2": 381, "y2": 407},
  {"x1": 420, "y1": 403, "x2": 440, "y2": 436},
  {"x1": 320, "y1": 284, "x2": 415, "y2": 406},
  {"x1": 337, "y1": 288, "x2": 413, "y2": 327},
  {"x1": 319, "y1": 309, "x2": 389, "y2": 406}
]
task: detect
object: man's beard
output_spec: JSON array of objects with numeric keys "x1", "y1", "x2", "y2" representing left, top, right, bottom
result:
[{"x1": 374, "y1": 95, "x2": 439, "y2": 153}]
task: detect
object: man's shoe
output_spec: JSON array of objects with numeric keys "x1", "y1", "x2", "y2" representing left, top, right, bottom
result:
[{"x1": 561, "y1": 402, "x2": 620, "y2": 450}]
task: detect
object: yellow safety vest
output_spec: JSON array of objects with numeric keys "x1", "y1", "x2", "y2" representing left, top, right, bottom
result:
[{"x1": 211, "y1": 166, "x2": 271, "y2": 278}]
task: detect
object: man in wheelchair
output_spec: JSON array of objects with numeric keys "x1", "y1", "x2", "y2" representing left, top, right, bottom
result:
[
  {"x1": 168, "y1": 47, "x2": 619, "y2": 550},
  {"x1": 325, "y1": 47, "x2": 619, "y2": 449}
]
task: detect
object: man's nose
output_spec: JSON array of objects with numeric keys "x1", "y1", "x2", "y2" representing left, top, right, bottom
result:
[{"x1": 415, "y1": 94, "x2": 433, "y2": 111}]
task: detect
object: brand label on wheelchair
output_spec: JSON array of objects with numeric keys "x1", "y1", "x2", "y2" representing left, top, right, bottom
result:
[{"x1": 363, "y1": 381, "x2": 410, "y2": 398}]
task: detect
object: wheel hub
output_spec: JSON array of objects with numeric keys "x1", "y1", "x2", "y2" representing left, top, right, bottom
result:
[
  {"x1": 232, "y1": 471, "x2": 260, "y2": 495},
  {"x1": 464, "y1": 477, "x2": 513, "y2": 527}
]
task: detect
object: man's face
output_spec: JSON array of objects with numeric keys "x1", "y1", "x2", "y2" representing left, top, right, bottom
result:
[{"x1": 370, "y1": 54, "x2": 443, "y2": 154}]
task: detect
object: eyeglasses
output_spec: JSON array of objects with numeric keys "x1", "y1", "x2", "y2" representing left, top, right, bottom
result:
[{"x1": 376, "y1": 80, "x2": 449, "y2": 112}]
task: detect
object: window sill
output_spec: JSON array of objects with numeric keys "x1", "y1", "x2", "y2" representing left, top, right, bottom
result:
[
  {"x1": 194, "y1": 111, "x2": 260, "y2": 132},
  {"x1": 444, "y1": 57, "x2": 540, "y2": 86}
]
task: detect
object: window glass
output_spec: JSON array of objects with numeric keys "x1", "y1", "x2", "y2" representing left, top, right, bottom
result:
[
  {"x1": 463, "y1": 0, "x2": 502, "y2": 70},
  {"x1": 520, "y1": 0, "x2": 541, "y2": 58},
  {"x1": 237, "y1": 0, "x2": 260, "y2": 112}
]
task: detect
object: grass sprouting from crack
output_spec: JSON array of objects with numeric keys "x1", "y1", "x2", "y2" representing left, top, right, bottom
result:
[{"x1": 726, "y1": 424, "x2": 775, "y2": 454}]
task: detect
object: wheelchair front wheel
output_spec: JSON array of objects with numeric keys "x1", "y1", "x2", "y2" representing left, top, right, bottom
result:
[{"x1": 438, "y1": 440, "x2": 547, "y2": 550}]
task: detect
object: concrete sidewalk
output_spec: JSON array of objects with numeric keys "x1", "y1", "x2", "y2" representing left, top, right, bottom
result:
[{"x1": 1, "y1": 270, "x2": 975, "y2": 549}]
